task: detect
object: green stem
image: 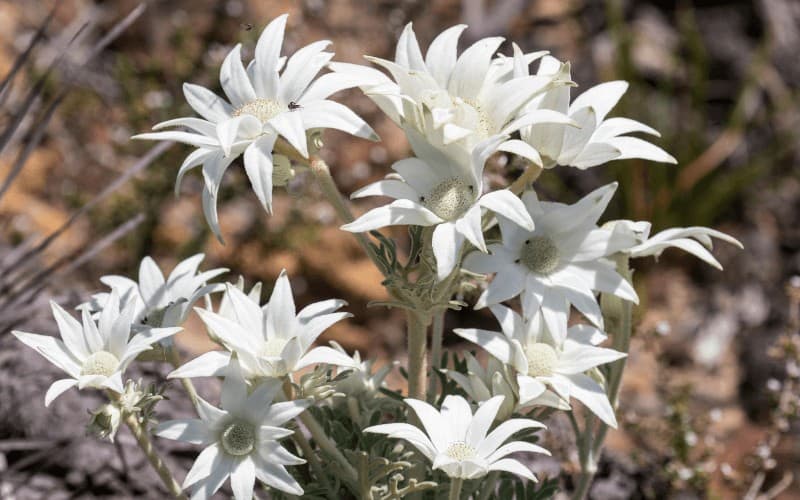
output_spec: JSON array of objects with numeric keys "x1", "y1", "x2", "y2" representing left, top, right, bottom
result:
[
  {"x1": 291, "y1": 424, "x2": 331, "y2": 492},
  {"x1": 448, "y1": 477, "x2": 464, "y2": 500},
  {"x1": 406, "y1": 310, "x2": 430, "y2": 400},
  {"x1": 123, "y1": 412, "x2": 187, "y2": 499},
  {"x1": 427, "y1": 310, "x2": 445, "y2": 402}
]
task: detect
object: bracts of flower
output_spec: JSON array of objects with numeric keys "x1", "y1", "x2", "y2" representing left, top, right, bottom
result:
[{"x1": 14, "y1": 14, "x2": 743, "y2": 500}]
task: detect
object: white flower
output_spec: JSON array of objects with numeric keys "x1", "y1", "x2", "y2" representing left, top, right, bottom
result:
[
  {"x1": 445, "y1": 352, "x2": 569, "y2": 421},
  {"x1": 329, "y1": 340, "x2": 396, "y2": 397},
  {"x1": 12, "y1": 292, "x2": 180, "y2": 405},
  {"x1": 605, "y1": 220, "x2": 743, "y2": 269},
  {"x1": 169, "y1": 270, "x2": 357, "y2": 380},
  {"x1": 454, "y1": 304, "x2": 626, "y2": 427},
  {"x1": 85, "y1": 254, "x2": 227, "y2": 333},
  {"x1": 342, "y1": 134, "x2": 534, "y2": 280},
  {"x1": 518, "y1": 55, "x2": 676, "y2": 169},
  {"x1": 365, "y1": 395, "x2": 548, "y2": 480},
  {"x1": 465, "y1": 182, "x2": 638, "y2": 336},
  {"x1": 331, "y1": 24, "x2": 572, "y2": 158},
  {"x1": 156, "y1": 365, "x2": 308, "y2": 498},
  {"x1": 134, "y1": 15, "x2": 377, "y2": 239}
]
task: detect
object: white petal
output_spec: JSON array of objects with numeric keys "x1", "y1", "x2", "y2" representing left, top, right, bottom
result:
[
  {"x1": 570, "y1": 142, "x2": 621, "y2": 169},
  {"x1": 299, "y1": 100, "x2": 378, "y2": 140},
  {"x1": 297, "y1": 299, "x2": 347, "y2": 323},
  {"x1": 253, "y1": 460, "x2": 303, "y2": 496},
  {"x1": 592, "y1": 117, "x2": 660, "y2": 141},
  {"x1": 279, "y1": 40, "x2": 332, "y2": 104},
  {"x1": 497, "y1": 139, "x2": 543, "y2": 166},
  {"x1": 295, "y1": 346, "x2": 358, "y2": 371},
  {"x1": 183, "y1": 443, "x2": 222, "y2": 488},
  {"x1": 476, "y1": 418, "x2": 546, "y2": 457},
  {"x1": 570, "y1": 81, "x2": 628, "y2": 121},
  {"x1": 487, "y1": 458, "x2": 538, "y2": 481},
  {"x1": 364, "y1": 423, "x2": 437, "y2": 461},
  {"x1": 268, "y1": 110, "x2": 308, "y2": 158},
  {"x1": 44, "y1": 378, "x2": 78, "y2": 406},
  {"x1": 466, "y1": 396, "x2": 504, "y2": 447},
  {"x1": 243, "y1": 134, "x2": 278, "y2": 212},
  {"x1": 194, "y1": 308, "x2": 261, "y2": 354},
  {"x1": 425, "y1": 24, "x2": 467, "y2": 87},
  {"x1": 607, "y1": 136, "x2": 677, "y2": 164},
  {"x1": 220, "y1": 44, "x2": 256, "y2": 107},
  {"x1": 432, "y1": 222, "x2": 464, "y2": 281},
  {"x1": 350, "y1": 179, "x2": 418, "y2": 201},
  {"x1": 452, "y1": 328, "x2": 519, "y2": 369},
  {"x1": 183, "y1": 83, "x2": 233, "y2": 123},
  {"x1": 404, "y1": 399, "x2": 448, "y2": 452},
  {"x1": 50, "y1": 301, "x2": 89, "y2": 359},
  {"x1": 230, "y1": 457, "x2": 256, "y2": 500},
  {"x1": 474, "y1": 267, "x2": 526, "y2": 309},
  {"x1": 341, "y1": 199, "x2": 442, "y2": 233},
  {"x1": 562, "y1": 373, "x2": 618, "y2": 428},
  {"x1": 262, "y1": 400, "x2": 310, "y2": 427},
  {"x1": 454, "y1": 205, "x2": 486, "y2": 253},
  {"x1": 265, "y1": 270, "x2": 296, "y2": 341},
  {"x1": 156, "y1": 419, "x2": 211, "y2": 445},
  {"x1": 252, "y1": 15, "x2": 287, "y2": 98},
  {"x1": 448, "y1": 37, "x2": 504, "y2": 100},
  {"x1": 395, "y1": 23, "x2": 426, "y2": 71},
  {"x1": 558, "y1": 107, "x2": 597, "y2": 165},
  {"x1": 486, "y1": 441, "x2": 550, "y2": 463},
  {"x1": 301, "y1": 72, "x2": 363, "y2": 102},
  {"x1": 558, "y1": 341, "x2": 626, "y2": 374},
  {"x1": 488, "y1": 304, "x2": 524, "y2": 341},
  {"x1": 175, "y1": 148, "x2": 216, "y2": 196},
  {"x1": 479, "y1": 190, "x2": 534, "y2": 231},
  {"x1": 132, "y1": 131, "x2": 218, "y2": 148}
]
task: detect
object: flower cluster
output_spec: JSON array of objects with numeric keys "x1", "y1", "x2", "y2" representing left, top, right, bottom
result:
[{"x1": 14, "y1": 14, "x2": 743, "y2": 500}]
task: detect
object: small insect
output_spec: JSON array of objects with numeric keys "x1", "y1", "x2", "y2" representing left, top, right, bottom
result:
[
  {"x1": 241, "y1": 23, "x2": 254, "y2": 31},
  {"x1": 468, "y1": 185, "x2": 474, "y2": 192},
  {"x1": 419, "y1": 195, "x2": 426, "y2": 203},
  {"x1": 288, "y1": 101, "x2": 302, "y2": 111}
]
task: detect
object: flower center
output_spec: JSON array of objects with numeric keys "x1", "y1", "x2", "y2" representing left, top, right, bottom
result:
[
  {"x1": 220, "y1": 420, "x2": 256, "y2": 456},
  {"x1": 525, "y1": 342, "x2": 559, "y2": 377},
  {"x1": 445, "y1": 441, "x2": 477, "y2": 461},
  {"x1": 80, "y1": 351, "x2": 120, "y2": 377},
  {"x1": 233, "y1": 98, "x2": 282, "y2": 123},
  {"x1": 260, "y1": 337, "x2": 287, "y2": 358},
  {"x1": 422, "y1": 177, "x2": 475, "y2": 221},
  {"x1": 519, "y1": 236, "x2": 560, "y2": 275}
]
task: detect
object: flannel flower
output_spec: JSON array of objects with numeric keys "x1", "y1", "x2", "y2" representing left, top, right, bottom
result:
[
  {"x1": 342, "y1": 134, "x2": 534, "y2": 280},
  {"x1": 445, "y1": 352, "x2": 569, "y2": 421},
  {"x1": 169, "y1": 270, "x2": 357, "y2": 380},
  {"x1": 329, "y1": 340, "x2": 396, "y2": 398},
  {"x1": 156, "y1": 364, "x2": 308, "y2": 498},
  {"x1": 331, "y1": 24, "x2": 573, "y2": 161},
  {"x1": 134, "y1": 14, "x2": 377, "y2": 239},
  {"x1": 465, "y1": 182, "x2": 638, "y2": 336},
  {"x1": 13, "y1": 292, "x2": 180, "y2": 404},
  {"x1": 605, "y1": 220, "x2": 743, "y2": 269},
  {"x1": 518, "y1": 55, "x2": 676, "y2": 169},
  {"x1": 85, "y1": 254, "x2": 227, "y2": 334},
  {"x1": 455, "y1": 304, "x2": 626, "y2": 427},
  {"x1": 366, "y1": 395, "x2": 548, "y2": 480}
]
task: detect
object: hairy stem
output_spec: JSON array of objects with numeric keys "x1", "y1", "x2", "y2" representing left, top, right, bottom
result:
[
  {"x1": 291, "y1": 424, "x2": 330, "y2": 492},
  {"x1": 309, "y1": 155, "x2": 386, "y2": 276},
  {"x1": 166, "y1": 346, "x2": 198, "y2": 408},
  {"x1": 427, "y1": 310, "x2": 445, "y2": 402},
  {"x1": 448, "y1": 477, "x2": 464, "y2": 500},
  {"x1": 123, "y1": 412, "x2": 187, "y2": 499},
  {"x1": 407, "y1": 310, "x2": 430, "y2": 400},
  {"x1": 477, "y1": 471, "x2": 500, "y2": 500}
]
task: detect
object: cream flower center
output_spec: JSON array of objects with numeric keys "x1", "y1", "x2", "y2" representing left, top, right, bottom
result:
[
  {"x1": 220, "y1": 420, "x2": 256, "y2": 456},
  {"x1": 519, "y1": 236, "x2": 560, "y2": 275},
  {"x1": 525, "y1": 342, "x2": 559, "y2": 377},
  {"x1": 233, "y1": 98, "x2": 282, "y2": 123},
  {"x1": 445, "y1": 441, "x2": 477, "y2": 461},
  {"x1": 422, "y1": 177, "x2": 475, "y2": 221},
  {"x1": 80, "y1": 351, "x2": 120, "y2": 377},
  {"x1": 260, "y1": 337, "x2": 288, "y2": 358}
]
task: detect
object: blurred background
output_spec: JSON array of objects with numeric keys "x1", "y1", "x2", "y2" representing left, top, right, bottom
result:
[{"x1": 0, "y1": 0, "x2": 798, "y2": 498}]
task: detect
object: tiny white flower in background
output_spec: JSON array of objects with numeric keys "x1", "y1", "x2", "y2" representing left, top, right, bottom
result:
[
  {"x1": 604, "y1": 220, "x2": 743, "y2": 269},
  {"x1": 454, "y1": 304, "x2": 626, "y2": 427},
  {"x1": 13, "y1": 292, "x2": 180, "y2": 405},
  {"x1": 342, "y1": 134, "x2": 534, "y2": 280},
  {"x1": 85, "y1": 254, "x2": 227, "y2": 335},
  {"x1": 169, "y1": 270, "x2": 357, "y2": 380},
  {"x1": 365, "y1": 395, "x2": 549, "y2": 480},
  {"x1": 465, "y1": 182, "x2": 638, "y2": 336},
  {"x1": 519, "y1": 55, "x2": 676, "y2": 169},
  {"x1": 331, "y1": 24, "x2": 573, "y2": 158},
  {"x1": 134, "y1": 14, "x2": 378, "y2": 239},
  {"x1": 329, "y1": 340, "x2": 396, "y2": 397},
  {"x1": 156, "y1": 363, "x2": 309, "y2": 499},
  {"x1": 445, "y1": 352, "x2": 569, "y2": 421}
]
